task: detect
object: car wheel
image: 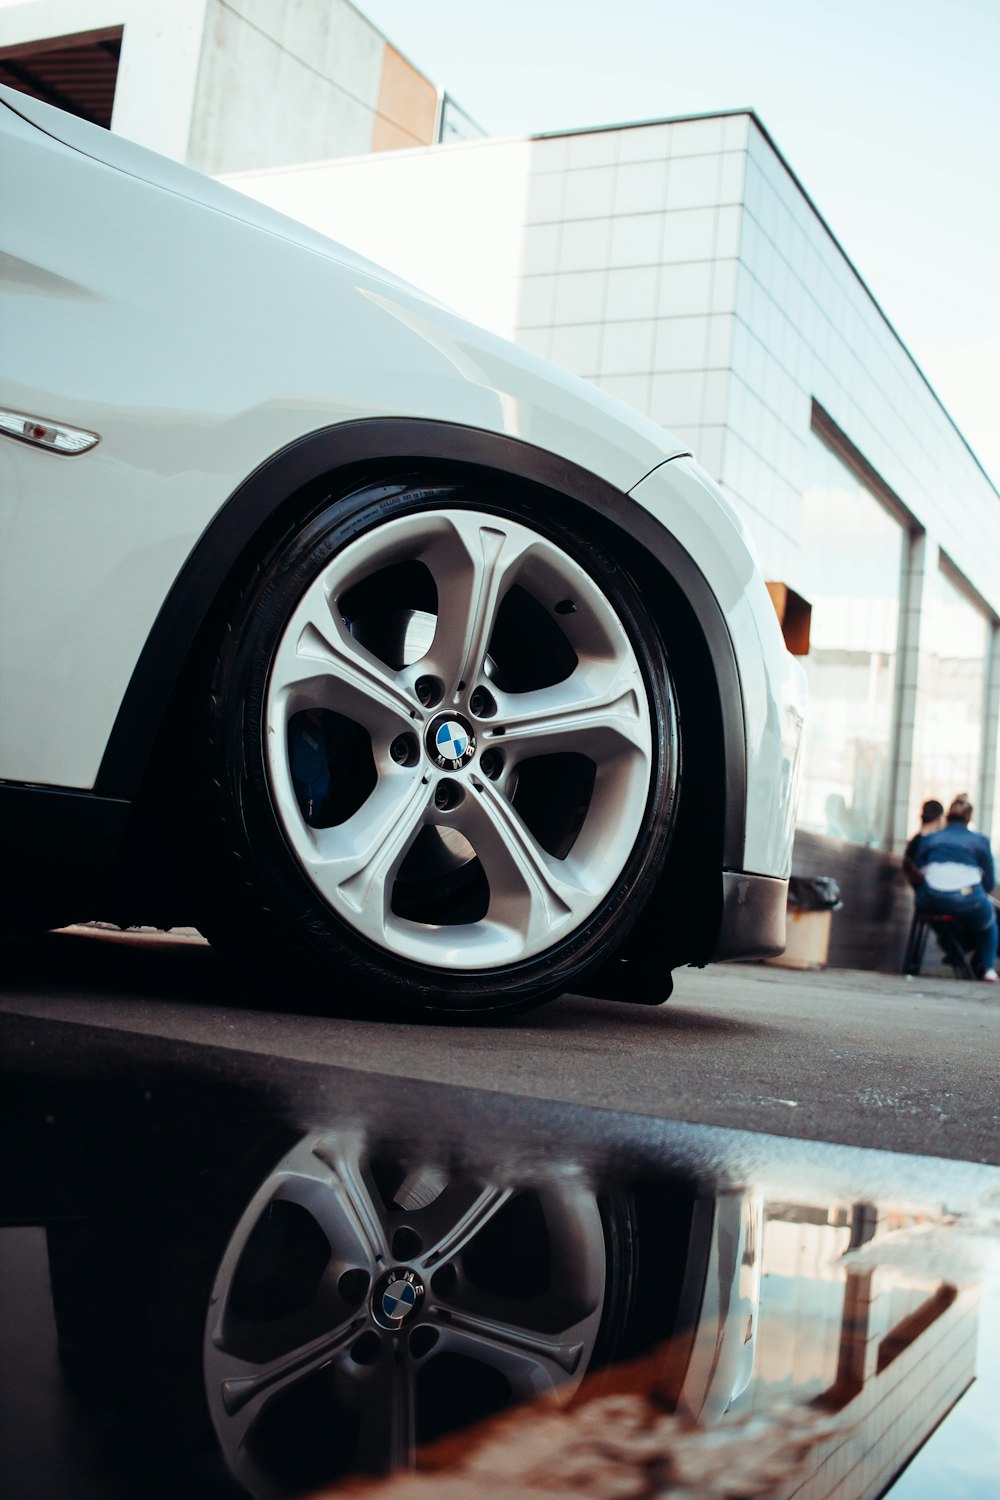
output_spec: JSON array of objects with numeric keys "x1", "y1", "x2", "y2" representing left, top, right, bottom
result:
[
  {"x1": 203, "y1": 479, "x2": 679, "y2": 1015},
  {"x1": 203, "y1": 1133, "x2": 635, "y2": 1495}
]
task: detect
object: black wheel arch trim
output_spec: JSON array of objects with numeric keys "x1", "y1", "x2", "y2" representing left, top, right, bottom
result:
[{"x1": 93, "y1": 418, "x2": 748, "y2": 870}]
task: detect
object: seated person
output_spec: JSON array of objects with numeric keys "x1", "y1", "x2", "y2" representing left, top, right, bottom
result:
[
  {"x1": 903, "y1": 798, "x2": 945, "y2": 887},
  {"x1": 913, "y1": 794, "x2": 999, "y2": 982}
]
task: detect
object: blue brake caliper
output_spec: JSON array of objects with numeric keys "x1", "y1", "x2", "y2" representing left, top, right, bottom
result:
[{"x1": 288, "y1": 712, "x2": 331, "y2": 824}]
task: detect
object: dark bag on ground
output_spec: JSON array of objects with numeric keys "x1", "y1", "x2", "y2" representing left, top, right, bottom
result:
[{"x1": 787, "y1": 875, "x2": 843, "y2": 912}]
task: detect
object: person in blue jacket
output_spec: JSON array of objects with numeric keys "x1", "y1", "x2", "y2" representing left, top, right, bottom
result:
[{"x1": 914, "y1": 793, "x2": 999, "y2": 982}]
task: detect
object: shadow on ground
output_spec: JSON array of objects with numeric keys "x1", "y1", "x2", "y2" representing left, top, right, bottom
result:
[{"x1": 1, "y1": 927, "x2": 767, "y2": 1039}]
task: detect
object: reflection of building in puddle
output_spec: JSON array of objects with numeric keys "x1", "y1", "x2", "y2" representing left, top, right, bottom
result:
[{"x1": 731, "y1": 1202, "x2": 979, "y2": 1500}]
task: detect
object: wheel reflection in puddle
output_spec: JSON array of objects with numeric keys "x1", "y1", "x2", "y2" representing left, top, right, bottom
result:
[{"x1": 204, "y1": 1133, "x2": 627, "y2": 1497}]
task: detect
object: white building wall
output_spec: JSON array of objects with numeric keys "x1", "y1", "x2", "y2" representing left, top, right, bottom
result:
[{"x1": 223, "y1": 136, "x2": 535, "y2": 344}]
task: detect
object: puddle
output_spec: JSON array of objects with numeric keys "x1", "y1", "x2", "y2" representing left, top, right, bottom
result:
[{"x1": 1, "y1": 1022, "x2": 998, "y2": 1498}]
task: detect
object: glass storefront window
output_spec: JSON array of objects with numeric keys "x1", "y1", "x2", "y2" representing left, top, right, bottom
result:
[
  {"x1": 796, "y1": 432, "x2": 905, "y2": 847},
  {"x1": 911, "y1": 562, "x2": 988, "y2": 821}
]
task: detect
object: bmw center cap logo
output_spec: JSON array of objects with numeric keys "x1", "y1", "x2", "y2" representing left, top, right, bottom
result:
[
  {"x1": 427, "y1": 712, "x2": 476, "y2": 771},
  {"x1": 372, "y1": 1268, "x2": 425, "y2": 1330}
]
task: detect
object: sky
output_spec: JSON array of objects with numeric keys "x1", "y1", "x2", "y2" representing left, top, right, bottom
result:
[{"x1": 360, "y1": 0, "x2": 1000, "y2": 488}]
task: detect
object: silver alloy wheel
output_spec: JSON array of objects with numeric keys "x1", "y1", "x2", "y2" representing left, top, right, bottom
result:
[
  {"x1": 264, "y1": 508, "x2": 654, "y2": 970},
  {"x1": 204, "y1": 1134, "x2": 609, "y2": 1495}
]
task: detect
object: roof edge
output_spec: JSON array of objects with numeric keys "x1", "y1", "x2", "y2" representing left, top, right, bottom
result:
[{"x1": 532, "y1": 107, "x2": 998, "y2": 501}]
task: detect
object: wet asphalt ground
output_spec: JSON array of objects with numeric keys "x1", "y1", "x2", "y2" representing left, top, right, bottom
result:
[{"x1": 2, "y1": 925, "x2": 998, "y2": 1165}]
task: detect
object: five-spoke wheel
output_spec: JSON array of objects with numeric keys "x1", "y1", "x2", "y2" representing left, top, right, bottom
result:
[{"x1": 205, "y1": 483, "x2": 679, "y2": 1013}]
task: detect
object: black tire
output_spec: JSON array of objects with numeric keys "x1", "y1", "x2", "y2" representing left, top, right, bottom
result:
[{"x1": 200, "y1": 478, "x2": 680, "y2": 1017}]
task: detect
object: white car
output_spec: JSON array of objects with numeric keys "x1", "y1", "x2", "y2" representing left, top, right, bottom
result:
[{"x1": 0, "y1": 84, "x2": 804, "y2": 1017}]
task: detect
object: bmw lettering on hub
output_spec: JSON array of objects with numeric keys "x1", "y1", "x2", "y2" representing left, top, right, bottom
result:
[
  {"x1": 371, "y1": 1268, "x2": 425, "y2": 1330},
  {"x1": 427, "y1": 714, "x2": 476, "y2": 772}
]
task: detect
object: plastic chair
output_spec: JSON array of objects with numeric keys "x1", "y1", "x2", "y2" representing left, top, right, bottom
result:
[{"x1": 902, "y1": 912, "x2": 977, "y2": 980}]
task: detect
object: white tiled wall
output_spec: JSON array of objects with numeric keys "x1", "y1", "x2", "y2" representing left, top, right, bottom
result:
[{"x1": 507, "y1": 117, "x2": 751, "y2": 509}]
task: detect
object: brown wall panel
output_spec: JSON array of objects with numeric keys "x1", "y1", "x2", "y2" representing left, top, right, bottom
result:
[{"x1": 372, "y1": 43, "x2": 438, "y2": 152}]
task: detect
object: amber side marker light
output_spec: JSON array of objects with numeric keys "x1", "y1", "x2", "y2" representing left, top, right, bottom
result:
[{"x1": 766, "y1": 581, "x2": 811, "y2": 656}]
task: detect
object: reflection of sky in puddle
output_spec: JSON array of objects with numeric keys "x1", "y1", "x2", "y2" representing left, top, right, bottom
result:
[{"x1": 892, "y1": 1243, "x2": 1000, "y2": 1498}]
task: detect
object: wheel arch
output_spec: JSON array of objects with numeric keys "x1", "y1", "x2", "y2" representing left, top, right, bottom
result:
[{"x1": 98, "y1": 419, "x2": 747, "y2": 961}]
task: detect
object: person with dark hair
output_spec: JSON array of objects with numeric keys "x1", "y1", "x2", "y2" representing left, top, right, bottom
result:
[
  {"x1": 902, "y1": 798, "x2": 945, "y2": 888},
  {"x1": 913, "y1": 794, "x2": 999, "y2": 982}
]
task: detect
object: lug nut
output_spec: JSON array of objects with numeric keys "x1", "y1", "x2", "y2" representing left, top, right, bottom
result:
[
  {"x1": 350, "y1": 1331, "x2": 383, "y2": 1366},
  {"x1": 392, "y1": 1227, "x2": 422, "y2": 1260},
  {"x1": 410, "y1": 1326, "x2": 439, "y2": 1358},
  {"x1": 390, "y1": 733, "x2": 417, "y2": 766},
  {"x1": 415, "y1": 675, "x2": 443, "y2": 708},
  {"x1": 479, "y1": 749, "x2": 503, "y2": 779},
  {"x1": 434, "y1": 781, "x2": 464, "y2": 811},
  {"x1": 338, "y1": 1268, "x2": 370, "y2": 1307},
  {"x1": 469, "y1": 686, "x2": 496, "y2": 718}
]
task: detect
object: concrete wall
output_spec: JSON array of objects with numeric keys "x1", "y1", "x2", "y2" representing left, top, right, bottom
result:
[
  {"x1": 187, "y1": 0, "x2": 425, "y2": 174},
  {"x1": 188, "y1": 0, "x2": 381, "y2": 173}
]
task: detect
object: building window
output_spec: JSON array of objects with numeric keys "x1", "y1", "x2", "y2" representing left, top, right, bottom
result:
[
  {"x1": 796, "y1": 430, "x2": 905, "y2": 847},
  {"x1": 911, "y1": 561, "x2": 989, "y2": 819}
]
